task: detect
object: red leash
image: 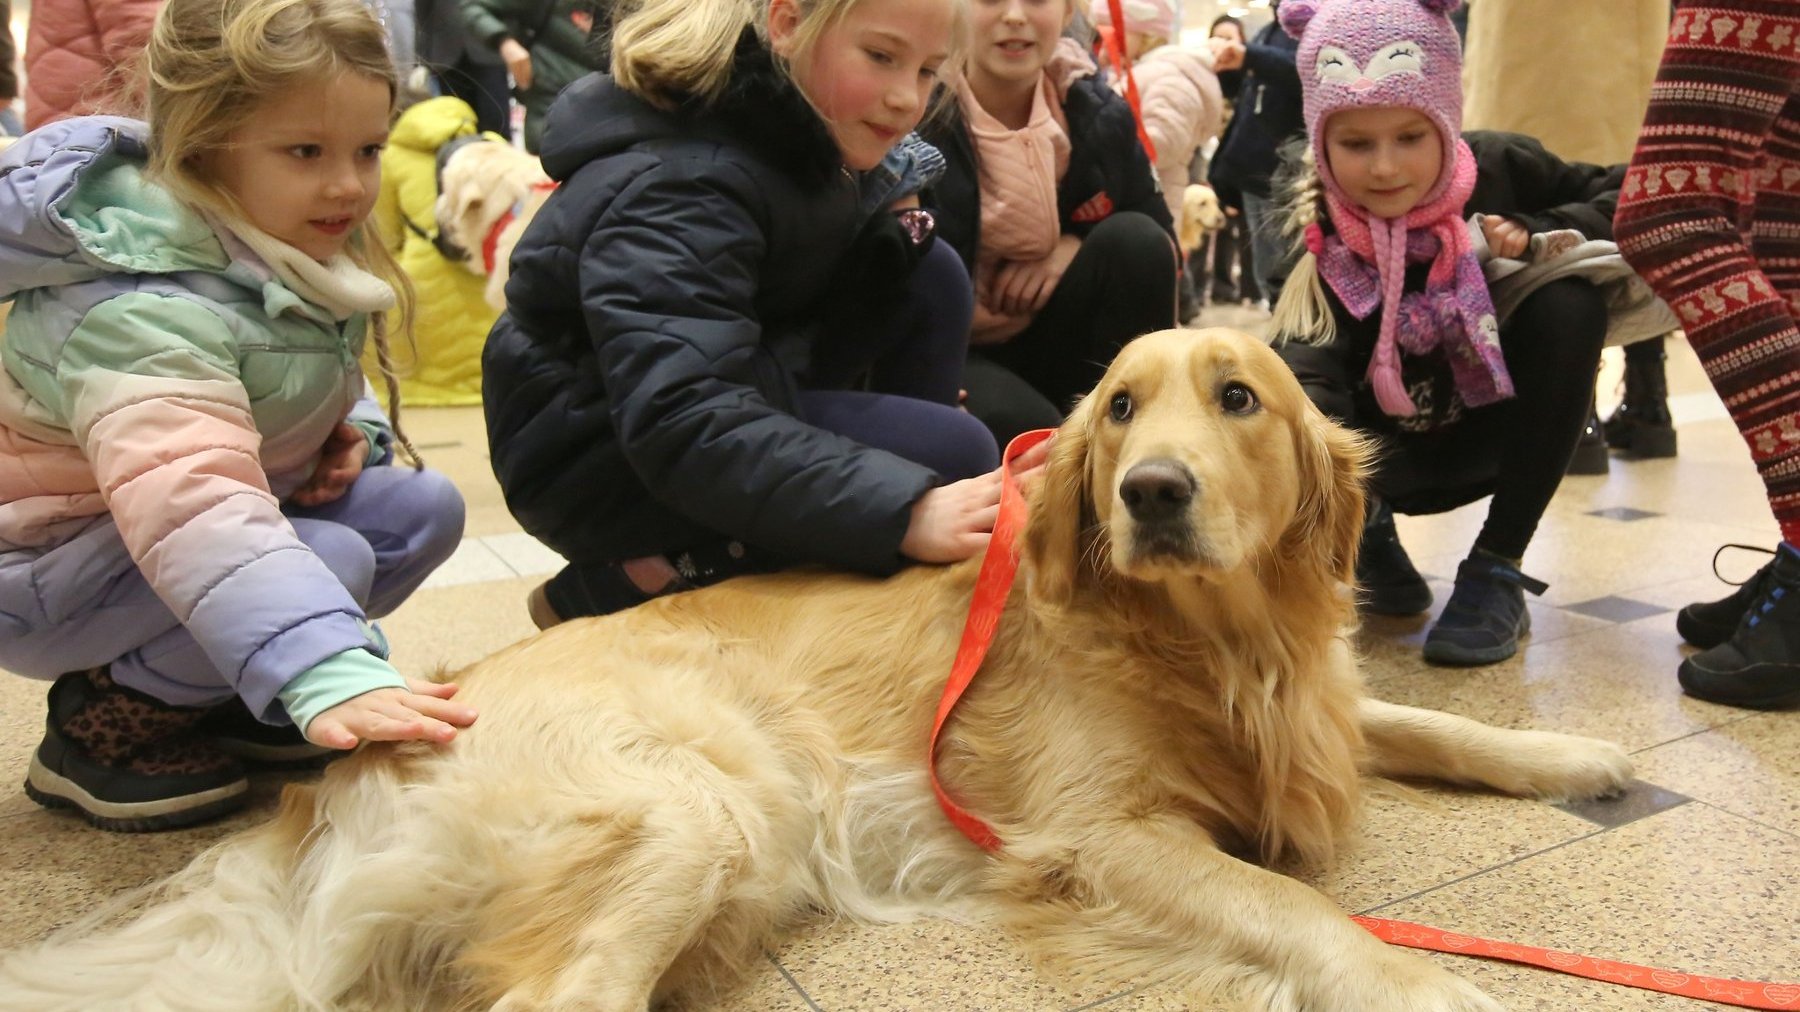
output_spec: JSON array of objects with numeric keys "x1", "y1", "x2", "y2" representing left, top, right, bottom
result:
[{"x1": 928, "y1": 430, "x2": 1798, "y2": 1008}]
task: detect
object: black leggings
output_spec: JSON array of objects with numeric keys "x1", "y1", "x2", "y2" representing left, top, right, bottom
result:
[
  {"x1": 1473, "y1": 277, "x2": 1607, "y2": 559},
  {"x1": 965, "y1": 212, "x2": 1179, "y2": 446}
]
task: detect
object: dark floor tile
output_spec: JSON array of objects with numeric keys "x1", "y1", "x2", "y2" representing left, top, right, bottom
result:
[
  {"x1": 1562, "y1": 596, "x2": 1673, "y2": 624},
  {"x1": 1555, "y1": 779, "x2": 1691, "y2": 828},
  {"x1": 1585, "y1": 506, "x2": 1661, "y2": 522}
]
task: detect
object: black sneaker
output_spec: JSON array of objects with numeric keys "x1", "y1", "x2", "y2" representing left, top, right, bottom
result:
[
  {"x1": 1422, "y1": 551, "x2": 1549, "y2": 666},
  {"x1": 197, "y1": 697, "x2": 334, "y2": 766},
  {"x1": 1355, "y1": 499, "x2": 1432, "y2": 616},
  {"x1": 24, "y1": 668, "x2": 249, "y2": 832},
  {"x1": 1677, "y1": 544, "x2": 1776, "y2": 649},
  {"x1": 1678, "y1": 542, "x2": 1800, "y2": 709}
]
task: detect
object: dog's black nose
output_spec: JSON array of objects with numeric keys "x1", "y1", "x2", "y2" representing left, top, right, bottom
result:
[{"x1": 1120, "y1": 460, "x2": 1196, "y2": 524}]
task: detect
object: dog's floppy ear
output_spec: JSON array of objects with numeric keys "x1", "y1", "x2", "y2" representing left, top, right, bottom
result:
[
  {"x1": 1287, "y1": 402, "x2": 1372, "y2": 585},
  {"x1": 1022, "y1": 397, "x2": 1094, "y2": 606}
]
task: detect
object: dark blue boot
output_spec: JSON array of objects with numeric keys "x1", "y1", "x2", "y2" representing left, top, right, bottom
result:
[
  {"x1": 1678, "y1": 541, "x2": 1800, "y2": 709},
  {"x1": 1423, "y1": 551, "x2": 1549, "y2": 667}
]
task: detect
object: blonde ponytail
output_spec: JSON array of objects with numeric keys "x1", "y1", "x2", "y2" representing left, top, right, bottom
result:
[
  {"x1": 1269, "y1": 145, "x2": 1338, "y2": 347},
  {"x1": 609, "y1": 0, "x2": 759, "y2": 108}
]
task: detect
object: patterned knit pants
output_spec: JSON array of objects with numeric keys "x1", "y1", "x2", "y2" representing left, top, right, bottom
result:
[{"x1": 1615, "y1": 1, "x2": 1800, "y2": 543}]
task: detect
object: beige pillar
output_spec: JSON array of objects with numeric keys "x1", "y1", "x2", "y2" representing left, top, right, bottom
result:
[{"x1": 1462, "y1": 0, "x2": 1668, "y2": 165}]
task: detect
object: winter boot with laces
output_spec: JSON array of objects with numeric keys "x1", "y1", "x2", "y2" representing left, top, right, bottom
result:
[
  {"x1": 1677, "y1": 544, "x2": 1777, "y2": 649},
  {"x1": 1678, "y1": 541, "x2": 1800, "y2": 709},
  {"x1": 1603, "y1": 337, "x2": 1678, "y2": 459},
  {"x1": 1355, "y1": 498, "x2": 1433, "y2": 616},
  {"x1": 25, "y1": 666, "x2": 249, "y2": 832},
  {"x1": 1423, "y1": 549, "x2": 1549, "y2": 666}
]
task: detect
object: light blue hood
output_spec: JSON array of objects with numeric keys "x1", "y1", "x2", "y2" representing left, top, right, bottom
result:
[{"x1": 0, "y1": 116, "x2": 229, "y2": 302}]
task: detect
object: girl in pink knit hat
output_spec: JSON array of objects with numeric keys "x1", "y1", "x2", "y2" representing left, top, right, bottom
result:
[{"x1": 1270, "y1": 0, "x2": 1625, "y2": 666}]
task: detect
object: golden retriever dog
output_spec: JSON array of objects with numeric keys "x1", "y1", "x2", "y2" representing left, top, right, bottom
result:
[
  {"x1": 0, "y1": 328, "x2": 1633, "y2": 1012},
  {"x1": 1179, "y1": 182, "x2": 1228, "y2": 255},
  {"x1": 435, "y1": 138, "x2": 554, "y2": 310}
]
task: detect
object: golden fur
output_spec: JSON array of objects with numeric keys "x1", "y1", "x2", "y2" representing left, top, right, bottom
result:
[
  {"x1": 0, "y1": 329, "x2": 1634, "y2": 1011},
  {"x1": 434, "y1": 139, "x2": 554, "y2": 310},
  {"x1": 1178, "y1": 182, "x2": 1227, "y2": 255}
]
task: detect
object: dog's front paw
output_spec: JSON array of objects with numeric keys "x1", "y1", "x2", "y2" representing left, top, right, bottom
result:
[
  {"x1": 1495, "y1": 730, "x2": 1634, "y2": 802},
  {"x1": 1365, "y1": 948, "x2": 1506, "y2": 1012}
]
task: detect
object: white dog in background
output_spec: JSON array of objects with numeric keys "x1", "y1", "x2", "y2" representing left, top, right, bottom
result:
[{"x1": 434, "y1": 139, "x2": 555, "y2": 310}]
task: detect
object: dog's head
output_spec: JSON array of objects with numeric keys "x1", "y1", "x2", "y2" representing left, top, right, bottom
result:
[
  {"x1": 435, "y1": 140, "x2": 551, "y2": 275},
  {"x1": 1023, "y1": 328, "x2": 1369, "y2": 605},
  {"x1": 1178, "y1": 184, "x2": 1226, "y2": 252}
]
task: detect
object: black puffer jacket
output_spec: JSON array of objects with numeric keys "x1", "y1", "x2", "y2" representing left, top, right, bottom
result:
[
  {"x1": 919, "y1": 74, "x2": 1176, "y2": 275},
  {"x1": 482, "y1": 33, "x2": 936, "y2": 573}
]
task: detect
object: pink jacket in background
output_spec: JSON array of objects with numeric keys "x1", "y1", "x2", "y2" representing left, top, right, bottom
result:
[
  {"x1": 1115, "y1": 45, "x2": 1225, "y2": 224},
  {"x1": 23, "y1": 0, "x2": 160, "y2": 129}
]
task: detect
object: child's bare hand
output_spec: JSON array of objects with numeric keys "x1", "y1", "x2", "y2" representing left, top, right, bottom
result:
[
  {"x1": 305, "y1": 678, "x2": 478, "y2": 749},
  {"x1": 292, "y1": 422, "x2": 367, "y2": 507},
  {"x1": 1481, "y1": 215, "x2": 1530, "y2": 259},
  {"x1": 992, "y1": 237, "x2": 1081, "y2": 317},
  {"x1": 901, "y1": 470, "x2": 1003, "y2": 563}
]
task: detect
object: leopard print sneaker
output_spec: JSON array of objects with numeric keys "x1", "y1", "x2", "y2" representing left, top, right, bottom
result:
[{"x1": 23, "y1": 667, "x2": 249, "y2": 832}]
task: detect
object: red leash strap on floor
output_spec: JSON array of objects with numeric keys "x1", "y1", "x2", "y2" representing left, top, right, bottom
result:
[
  {"x1": 929, "y1": 428, "x2": 1056, "y2": 853},
  {"x1": 929, "y1": 432, "x2": 1795, "y2": 1007},
  {"x1": 1354, "y1": 916, "x2": 1800, "y2": 1009}
]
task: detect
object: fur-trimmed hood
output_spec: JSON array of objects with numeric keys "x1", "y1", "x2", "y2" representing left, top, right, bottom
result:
[{"x1": 538, "y1": 28, "x2": 844, "y2": 188}]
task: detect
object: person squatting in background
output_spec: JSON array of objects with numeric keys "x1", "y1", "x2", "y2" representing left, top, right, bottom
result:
[
  {"x1": 1270, "y1": 0, "x2": 1628, "y2": 667},
  {"x1": 0, "y1": 0, "x2": 473, "y2": 833},
  {"x1": 920, "y1": 0, "x2": 1179, "y2": 448},
  {"x1": 483, "y1": 0, "x2": 1019, "y2": 628}
]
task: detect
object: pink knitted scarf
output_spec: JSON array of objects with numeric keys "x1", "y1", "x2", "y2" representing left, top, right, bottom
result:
[{"x1": 1305, "y1": 138, "x2": 1512, "y2": 417}]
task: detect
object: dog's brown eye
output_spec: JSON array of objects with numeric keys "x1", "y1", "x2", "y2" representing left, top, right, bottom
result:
[
  {"x1": 1109, "y1": 392, "x2": 1133, "y2": 422},
  {"x1": 1221, "y1": 382, "x2": 1259, "y2": 415}
]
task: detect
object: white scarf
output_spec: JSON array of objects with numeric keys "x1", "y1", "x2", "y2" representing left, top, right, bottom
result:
[{"x1": 212, "y1": 215, "x2": 395, "y2": 321}]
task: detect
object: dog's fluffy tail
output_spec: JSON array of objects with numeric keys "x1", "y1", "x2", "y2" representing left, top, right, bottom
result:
[{"x1": 0, "y1": 758, "x2": 468, "y2": 1012}]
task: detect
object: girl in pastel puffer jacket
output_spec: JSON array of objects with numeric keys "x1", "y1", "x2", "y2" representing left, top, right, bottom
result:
[{"x1": 0, "y1": 0, "x2": 472, "y2": 833}]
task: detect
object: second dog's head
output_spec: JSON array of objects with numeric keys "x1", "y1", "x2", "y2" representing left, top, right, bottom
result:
[
  {"x1": 435, "y1": 139, "x2": 551, "y2": 275},
  {"x1": 1024, "y1": 328, "x2": 1369, "y2": 603},
  {"x1": 1178, "y1": 184, "x2": 1227, "y2": 252}
]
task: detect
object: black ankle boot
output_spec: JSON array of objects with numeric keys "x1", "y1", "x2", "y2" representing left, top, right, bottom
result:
[
  {"x1": 25, "y1": 667, "x2": 249, "y2": 832},
  {"x1": 1603, "y1": 337, "x2": 1678, "y2": 459},
  {"x1": 1679, "y1": 542, "x2": 1800, "y2": 709},
  {"x1": 1355, "y1": 498, "x2": 1432, "y2": 616},
  {"x1": 1566, "y1": 403, "x2": 1610, "y2": 475}
]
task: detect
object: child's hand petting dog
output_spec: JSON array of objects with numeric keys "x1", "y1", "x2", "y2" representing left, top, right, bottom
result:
[
  {"x1": 292, "y1": 422, "x2": 367, "y2": 508},
  {"x1": 305, "y1": 678, "x2": 478, "y2": 749},
  {"x1": 900, "y1": 438, "x2": 1053, "y2": 564}
]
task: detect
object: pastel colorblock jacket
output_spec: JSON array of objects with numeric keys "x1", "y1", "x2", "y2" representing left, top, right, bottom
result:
[{"x1": 0, "y1": 118, "x2": 392, "y2": 720}]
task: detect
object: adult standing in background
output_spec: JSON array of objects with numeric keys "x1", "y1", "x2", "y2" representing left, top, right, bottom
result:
[
  {"x1": 418, "y1": 0, "x2": 511, "y2": 138},
  {"x1": 1205, "y1": 0, "x2": 1303, "y2": 305},
  {"x1": 1464, "y1": 0, "x2": 1676, "y2": 474},
  {"x1": 459, "y1": 0, "x2": 599, "y2": 153},
  {"x1": 22, "y1": 0, "x2": 160, "y2": 129},
  {"x1": 1614, "y1": 0, "x2": 1800, "y2": 710}
]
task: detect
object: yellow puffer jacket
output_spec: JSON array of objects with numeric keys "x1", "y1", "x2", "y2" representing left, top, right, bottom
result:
[{"x1": 369, "y1": 96, "x2": 496, "y2": 405}]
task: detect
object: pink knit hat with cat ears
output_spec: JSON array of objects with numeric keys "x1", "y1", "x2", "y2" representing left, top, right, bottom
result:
[{"x1": 1280, "y1": 0, "x2": 1466, "y2": 210}]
